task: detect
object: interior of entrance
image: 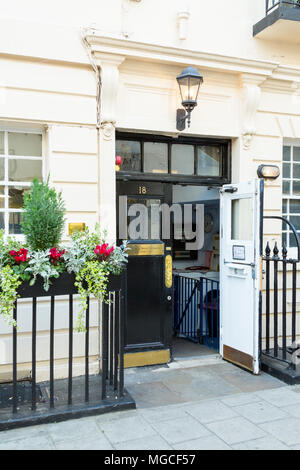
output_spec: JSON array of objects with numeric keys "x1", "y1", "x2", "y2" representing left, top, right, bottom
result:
[
  {"x1": 172, "y1": 184, "x2": 220, "y2": 359},
  {"x1": 115, "y1": 133, "x2": 229, "y2": 367}
]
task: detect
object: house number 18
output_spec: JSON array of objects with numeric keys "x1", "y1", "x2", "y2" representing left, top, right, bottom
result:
[{"x1": 139, "y1": 186, "x2": 147, "y2": 195}]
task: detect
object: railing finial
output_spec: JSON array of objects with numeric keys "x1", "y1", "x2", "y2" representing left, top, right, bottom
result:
[{"x1": 273, "y1": 241, "x2": 279, "y2": 259}]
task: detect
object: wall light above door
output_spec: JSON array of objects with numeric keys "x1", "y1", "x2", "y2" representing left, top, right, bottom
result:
[{"x1": 176, "y1": 66, "x2": 203, "y2": 132}]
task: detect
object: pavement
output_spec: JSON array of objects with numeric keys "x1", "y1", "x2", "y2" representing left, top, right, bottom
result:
[{"x1": 2, "y1": 355, "x2": 300, "y2": 450}]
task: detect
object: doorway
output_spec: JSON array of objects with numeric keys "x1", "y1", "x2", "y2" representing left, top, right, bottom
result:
[
  {"x1": 116, "y1": 132, "x2": 230, "y2": 366},
  {"x1": 171, "y1": 184, "x2": 220, "y2": 359},
  {"x1": 117, "y1": 180, "x2": 221, "y2": 364}
]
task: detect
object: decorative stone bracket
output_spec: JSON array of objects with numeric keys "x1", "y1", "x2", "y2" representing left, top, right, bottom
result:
[
  {"x1": 92, "y1": 52, "x2": 125, "y2": 138},
  {"x1": 241, "y1": 74, "x2": 266, "y2": 151}
]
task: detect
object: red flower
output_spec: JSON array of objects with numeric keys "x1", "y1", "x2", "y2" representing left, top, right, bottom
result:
[
  {"x1": 94, "y1": 243, "x2": 114, "y2": 259},
  {"x1": 10, "y1": 248, "x2": 28, "y2": 264},
  {"x1": 49, "y1": 248, "x2": 65, "y2": 264}
]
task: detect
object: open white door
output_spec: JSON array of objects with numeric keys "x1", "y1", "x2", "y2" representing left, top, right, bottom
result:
[{"x1": 220, "y1": 179, "x2": 263, "y2": 374}]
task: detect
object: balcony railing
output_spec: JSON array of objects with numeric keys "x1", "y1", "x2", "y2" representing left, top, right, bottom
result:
[
  {"x1": 266, "y1": 0, "x2": 300, "y2": 15},
  {"x1": 254, "y1": 0, "x2": 300, "y2": 39}
]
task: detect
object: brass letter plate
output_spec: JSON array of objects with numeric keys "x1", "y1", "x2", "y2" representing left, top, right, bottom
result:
[
  {"x1": 165, "y1": 255, "x2": 173, "y2": 288},
  {"x1": 128, "y1": 243, "x2": 164, "y2": 257},
  {"x1": 69, "y1": 223, "x2": 86, "y2": 236}
]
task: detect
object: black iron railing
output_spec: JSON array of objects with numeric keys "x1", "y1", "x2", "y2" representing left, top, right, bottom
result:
[
  {"x1": 0, "y1": 272, "x2": 135, "y2": 431},
  {"x1": 261, "y1": 216, "x2": 300, "y2": 374},
  {"x1": 266, "y1": 0, "x2": 300, "y2": 15},
  {"x1": 173, "y1": 274, "x2": 220, "y2": 350}
]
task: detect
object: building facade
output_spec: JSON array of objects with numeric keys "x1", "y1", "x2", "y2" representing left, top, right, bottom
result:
[{"x1": 0, "y1": 0, "x2": 299, "y2": 379}]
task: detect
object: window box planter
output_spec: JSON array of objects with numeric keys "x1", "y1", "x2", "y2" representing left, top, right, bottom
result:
[{"x1": 16, "y1": 271, "x2": 125, "y2": 299}]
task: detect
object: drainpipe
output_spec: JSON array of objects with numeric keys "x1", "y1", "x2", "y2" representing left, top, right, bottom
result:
[
  {"x1": 81, "y1": 31, "x2": 103, "y2": 370},
  {"x1": 81, "y1": 31, "x2": 102, "y2": 231}
]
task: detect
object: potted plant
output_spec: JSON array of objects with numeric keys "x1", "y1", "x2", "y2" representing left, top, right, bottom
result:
[{"x1": 0, "y1": 178, "x2": 128, "y2": 332}]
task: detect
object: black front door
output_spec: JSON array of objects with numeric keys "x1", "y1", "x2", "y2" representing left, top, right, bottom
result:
[{"x1": 117, "y1": 181, "x2": 173, "y2": 356}]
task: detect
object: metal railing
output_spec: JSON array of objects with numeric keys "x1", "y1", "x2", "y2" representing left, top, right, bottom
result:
[
  {"x1": 266, "y1": 0, "x2": 300, "y2": 15},
  {"x1": 0, "y1": 273, "x2": 133, "y2": 431},
  {"x1": 173, "y1": 274, "x2": 220, "y2": 350},
  {"x1": 261, "y1": 216, "x2": 300, "y2": 372}
]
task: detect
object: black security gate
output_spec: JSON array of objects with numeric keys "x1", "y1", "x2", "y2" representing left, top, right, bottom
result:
[
  {"x1": 0, "y1": 272, "x2": 135, "y2": 431},
  {"x1": 173, "y1": 274, "x2": 220, "y2": 350},
  {"x1": 261, "y1": 216, "x2": 300, "y2": 383}
]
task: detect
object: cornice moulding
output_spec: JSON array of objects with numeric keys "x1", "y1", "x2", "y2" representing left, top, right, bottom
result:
[
  {"x1": 273, "y1": 65, "x2": 300, "y2": 83},
  {"x1": 85, "y1": 33, "x2": 278, "y2": 76}
]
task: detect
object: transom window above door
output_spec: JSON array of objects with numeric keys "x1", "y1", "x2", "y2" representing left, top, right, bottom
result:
[
  {"x1": 0, "y1": 130, "x2": 43, "y2": 236},
  {"x1": 116, "y1": 134, "x2": 230, "y2": 184}
]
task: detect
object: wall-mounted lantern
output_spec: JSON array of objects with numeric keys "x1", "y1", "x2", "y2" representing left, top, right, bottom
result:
[
  {"x1": 176, "y1": 66, "x2": 203, "y2": 131},
  {"x1": 257, "y1": 164, "x2": 280, "y2": 181}
]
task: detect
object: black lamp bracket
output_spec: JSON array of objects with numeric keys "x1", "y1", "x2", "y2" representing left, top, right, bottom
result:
[{"x1": 176, "y1": 108, "x2": 191, "y2": 131}]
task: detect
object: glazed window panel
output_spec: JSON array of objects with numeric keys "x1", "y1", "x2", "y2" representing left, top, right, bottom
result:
[
  {"x1": 116, "y1": 140, "x2": 141, "y2": 172},
  {"x1": 231, "y1": 198, "x2": 253, "y2": 241},
  {"x1": 8, "y1": 186, "x2": 30, "y2": 209},
  {"x1": 293, "y1": 146, "x2": 300, "y2": 162},
  {"x1": 0, "y1": 158, "x2": 4, "y2": 181},
  {"x1": 283, "y1": 146, "x2": 291, "y2": 162},
  {"x1": 127, "y1": 198, "x2": 161, "y2": 240},
  {"x1": 197, "y1": 146, "x2": 221, "y2": 176},
  {"x1": 283, "y1": 162, "x2": 291, "y2": 179},
  {"x1": 0, "y1": 132, "x2": 4, "y2": 155},
  {"x1": 282, "y1": 144, "x2": 300, "y2": 251},
  {"x1": 144, "y1": 142, "x2": 168, "y2": 174},
  {"x1": 0, "y1": 130, "x2": 43, "y2": 237},
  {"x1": 8, "y1": 132, "x2": 42, "y2": 157},
  {"x1": 171, "y1": 144, "x2": 194, "y2": 175},
  {"x1": 8, "y1": 159, "x2": 42, "y2": 182},
  {"x1": 0, "y1": 186, "x2": 4, "y2": 209},
  {"x1": 0, "y1": 213, "x2": 4, "y2": 230},
  {"x1": 9, "y1": 212, "x2": 23, "y2": 235}
]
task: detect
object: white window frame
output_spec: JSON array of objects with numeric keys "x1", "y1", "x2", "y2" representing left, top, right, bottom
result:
[
  {"x1": 282, "y1": 140, "x2": 300, "y2": 259},
  {"x1": 0, "y1": 127, "x2": 45, "y2": 240}
]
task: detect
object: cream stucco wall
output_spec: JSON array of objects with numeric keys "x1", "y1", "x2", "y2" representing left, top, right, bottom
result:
[{"x1": 0, "y1": 0, "x2": 299, "y2": 376}]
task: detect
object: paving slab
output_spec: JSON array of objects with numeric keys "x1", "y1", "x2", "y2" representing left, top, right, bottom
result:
[
  {"x1": 0, "y1": 424, "x2": 48, "y2": 443},
  {"x1": 0, "y1": 434, "x2": 55, "y2": 450},
  {"x1": 165, "y1": 376, "x2": 240, "y2": 402},
  {"x1": 232, "y1": 436, "x2": 290, "y2": 450},
  {"x1": 126, "y1": 381, "x2": 184, "y2": 408},
  {"x1": 172, "y1": 435, "x2": 231, "y2": 450},
  {"x1": 206, "y1": 417, "x2": 266, "y2": 445},
  {"x1": 260, "y1": 418, "x2": 300, "y2": 446},
  {"x1": 46, "y1": 417, "x2": 102, "y2": 444},
  {"x1": 97, "y1": 415, "x2": 157, "y2": 444},
  {"x1": 221, "y1": 392, "x2": 261, "y2": 407},
  {"x1": 281, "y1": 403, "x2": 300, "y2": 419},
  {"x1": 185, "y1": 399, "x2": 238, "y2": 424},
  {"x1": 234, "y1": 401, "x2": 289, "y2": 424},
  {"x1": 219, "y1": 371, "x2": 285, "y2": 393},
  {"x1": 95, "y1": 409, "x2": 138, "y2": 424},
  {"x1": 256, "y1": 388, "x2": 300, "y2": 407},
  {"x1": 151, "y1": 415, "x2": 211, "y2": 445},
  {"x1": 54, "y1": 435, "x2": 113, "y2": 450},
  {"x1": 114, "y1": 435, "x2": 172, "y2": 450},
  {"x1": 139, "y1": 404, "x2": 189, "y2": 423}
]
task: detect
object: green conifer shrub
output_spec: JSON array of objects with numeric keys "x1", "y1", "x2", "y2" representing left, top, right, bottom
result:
[{"x1": 21, "y1": 178, "x2": 66, "y2": 251}]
